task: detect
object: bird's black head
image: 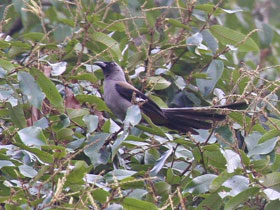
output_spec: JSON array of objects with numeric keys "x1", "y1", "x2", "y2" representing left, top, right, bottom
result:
[{"x1": 94, "y1": 61, "x2": 126, "y2": 81}]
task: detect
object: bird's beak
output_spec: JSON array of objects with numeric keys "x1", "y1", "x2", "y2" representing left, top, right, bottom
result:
[{"x1": 94, "y1": 61, "x2": 107, "y2": 69}]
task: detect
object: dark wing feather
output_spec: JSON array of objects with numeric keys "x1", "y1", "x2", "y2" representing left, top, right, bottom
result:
[{"x1": 115, "y1": 82, "x2": 167, "y2": 124}]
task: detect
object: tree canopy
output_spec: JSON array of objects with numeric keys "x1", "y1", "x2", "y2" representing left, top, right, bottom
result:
[{"x1": 0, "y1": 0, "x2": 280, "y2": 209}]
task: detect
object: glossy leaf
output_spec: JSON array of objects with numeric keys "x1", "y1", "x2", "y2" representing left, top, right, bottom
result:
[
  {"x1": 148, "y1": 76, "x2": 171, "y2": 90},
  {"x1": 184, "y1": 174, "x2": 217, "y2": 194},
  {"x1": 248, "y1": 137, "x2": 278, "y2": 157},
  {"x1": 76, "y1": 94, "x2": 111, "y2": 112},
  {"x1": 196, "y1": 193, "x2": 222, "y2": 210},
  {"x1": 83, "y1": 114, "x2": 99, "y2": 133},
  {"x1": 19, "y1": 164, "x2": 38, "y2": 178},
  {"x1": 18, "y1": 71, "x2": 45, "y2": 109},
  {"x1": 105, "y1": 169, "x2": 137, "y2": 182},
  {"x1": 121, "y1": 197, "x2": 158, "y2": 210},
  {"x1": 7, "y1": 103, "x2": 27, "y2": 129},
  {"x1": 18, "y1": 126, "x2": 47, "y2": 147},
  {"x1": 210, "y1": 25, "x2": 259, "y2": 52},
  {"x1": 124, "y1": 105, "x2": 141, "y2": 126},
  {"x1": 111, "y1": 131, "x2": 129, "y2": 160},
  {"x1": 224, "y1": 187, "x2": 259, "y2": 210},
  {"x1": 84, "y1": 133, "x2": 109, "y2": 167},
  {"x1": 66, "y1": 161, "x2": 89, "y2": 185},
  {"x1": 50, "y1": 62, "x2": 67, "y2": 76},
  {"x1": 91, "y1": 32, "x2": 122, "y2": 60},
  {"x1": 261, "y1": 172, "x2": 280, "y2": 191},
  {"x1": 197, "y1": 60, "x2": 224, "y2": 96},
  {"x1": 30, "y1": 68, "x2": 64, "y2": 111},
  {"x1": 150, "y1": 149, "x2": 172, "y2": 176}
]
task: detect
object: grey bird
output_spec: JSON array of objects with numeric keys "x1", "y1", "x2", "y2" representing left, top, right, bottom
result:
[{"x1": 94, "y1": 61, "x2": 246, "y2": 134}]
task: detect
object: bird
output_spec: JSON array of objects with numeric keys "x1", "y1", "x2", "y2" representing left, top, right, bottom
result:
[{"x1": 94, "y1": 61, "x2": 246, "y2": 134}]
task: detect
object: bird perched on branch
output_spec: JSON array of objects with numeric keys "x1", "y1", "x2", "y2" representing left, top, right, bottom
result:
[{"x1": 94, "y1": 61, "x2": 246, "y2": 134}]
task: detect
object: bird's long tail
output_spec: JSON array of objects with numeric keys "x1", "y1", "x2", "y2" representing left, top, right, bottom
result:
[{"x1": 161, "y1": 102, "x2": 247, "y2": 134}]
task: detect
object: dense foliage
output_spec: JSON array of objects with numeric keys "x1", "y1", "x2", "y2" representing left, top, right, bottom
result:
[{"x1": 0, "y1": 0, "x2": 280, "y2": 209}]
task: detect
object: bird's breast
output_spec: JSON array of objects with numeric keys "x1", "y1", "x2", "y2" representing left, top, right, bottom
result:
[{"x1": 103, "y1": 80, "x2": 132, "y2": 120}]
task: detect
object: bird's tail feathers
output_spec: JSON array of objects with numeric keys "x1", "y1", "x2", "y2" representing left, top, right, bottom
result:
[{"x1": 162, "y1": 101, "x2": 247, "y2": 134}]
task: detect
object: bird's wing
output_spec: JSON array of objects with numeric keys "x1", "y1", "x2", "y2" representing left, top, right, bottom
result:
[{"x1": 115, "y1": 81, "x2": 167, "y2": 124}]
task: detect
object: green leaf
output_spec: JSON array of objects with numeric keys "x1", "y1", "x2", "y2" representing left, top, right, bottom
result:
[
  {"x1": 154, "y1": 181, "x2": 171, "y2": 196},
  {"x1": 222, "y1": 175, "x2": 250, "y2": 197},
  {"x1": 223, "y1": 149, "x2": 243, "y2": 173},
  {"x1": 265, "y1": 200, "x2": 280, "y2": 210},
  {"x1": 124, "y1": 105, "x2": 141, "y2": 126},
  {"x1": 22, "y1": 32, "x2": 45, "y2": 41},
  {"x1": 84, "y1": 133, "x2": 109, "y2": 167},
  {"x1": 5, "y1": 204, "x2": 22, "y2": 210},
  {"x1": 83, "y1": 114, "x2": 99, "y2": 133},
  {"x1": 137, "y1": 113, "x2": 166, "y2": 137},
  {"x1": 92, "y1": 188, "x2": 110, "y2": 204},
  {"x1": 59, "y1": 18, "x2": 75, "y2": 27},
  {"x1": 0, "y1": 40, "x2": 10, "y2": 49},
  {"x1": 56, "y1": 128, "x2": 74, "y2": 141},
  {"x1": 67, "y1": 108, "x2": 89, "y2": 119},
  {"x1": 49, "y1": 62, "x2": 67, "y2": 76},
  {"x1": 52, "y1": 114, "x2": 70, "y2": 131},
  {"x1": 76, "y1": 94, "x2": 111, "y2": 112},
  {"x1": 166, "y1": 168, "x2": 181, "y2": 185},
  {"x1": 150, "y1": 149, "x2": 172, "y2": 176},
  {"x1": 19, "y1": 164, "x2": 38, "y2": 178},
  {"x1": 7, "y1": 103, "x2": 27, "y2": 129},
  {"x1": 202, "y1": 29, "x2": 218, "y2": 53},
  {"x1": 102, "y1": 119, "x2": 120, "y2": 133},
  {"x1": 203, "y1": 144, "x2": 226, "y2": 169},
  {"x1": 210, "y1": 172, "x2": 236, "y2": 192},
  {"x1": 42, "y1": 145, "x2": 67, "y2": 159},
  {"x1": 34, "y1": 117, "x2": 49, "y2": 129},
  {"x1": 0, "y1": 59, "x2": 14, "y2": 71},
  {"x1": 121, "y1": 197, "x2": 158, "y2": 210},
  {"x1": 167, "y1": 18, "x2": 190, "y2": 29},
  {"x1": 91, "y1": 32, "x2": 122, "y2": 60},
  {"x1": 149, "y1": 95, "x2": 168, "y2": 108},
  {"x1": 30, "y1": 68, "x2": 64, "y2": 111},
  {"x1": 187, "y1": 32, "x2": 203, "y2": 46},
  {"x1": 144, "y1": 148, "x2": 160, "y2": 165},
  {"x1": 111, "y1": 131, "x2": 129, "y2": 160},
  {"x1": 224, "y1": 187, "x2": 259, "y2": 210},
  {"x1": 18, "y1": 71, "x2": 45, "y2": 109},
  {"x1": 0, "y1": 67, "x2": 7, "y2": 78},
  {"x1": 0, "y1": 160, "x2": 15, "y2": 169},
  {"x1": 106, "y1": 22, "x2": 126, "y2": 32},
  {"x1": 229, "y1": 112, "x2": 251, "y2": 128},
  {"x1": 248, "y1": 137, "x2": 278, "y2": 157},
  {"x1": 210, "y1": 25, "x2": 259, "y2": 52},
  {"x1": 148, "y1": 76, "x2": 171, "y2": 90},
  {"x1": 14, "y1": 143, "x2": 53, "y2": 163},
  {"x1": 259, "y1": 129, "x2": 280, "y2": 143},
  {"x1": 261, "y1": 172, "x2": 280, "y2": 191},
  {"x1": 105, "y1": 169, "x2": 137, "y2": 182},
  {"x1": 258, "y1": 23, "x2": 274, "y2": 48},
  {"x1": 18, "y1": 126, "x2": 47, "y2": 147},
  {"x1": 271, "y1": 154, "x2": 280, "y2": 172},
  {"x1": 195, "y1": 4, "x2": 223, "y2": 15},
  {"x1": 68, "y1": 73, "x2": 98, "y2": 83},
  {"x1": 197, "y1": 60, "x2": 224, "y2": 96},
  {"x1": 196, "y1": 193, "x2": 222, "y2": 210},
  {"x1": 184, "y1": 174, "x2": 217, "y2": 194},
  {"x1": 66, "y1": 161, "x2": 89, "y2": 185},
  {"x1": 120, "y1": 177, "x2": 145, "y2": 189}
]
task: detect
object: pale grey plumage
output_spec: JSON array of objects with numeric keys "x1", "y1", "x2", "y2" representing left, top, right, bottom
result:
[{"x1": 94, "y1": 61, "x2": 246, "y2": 134}]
